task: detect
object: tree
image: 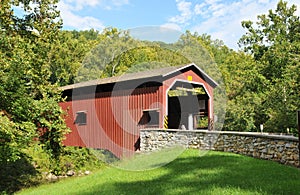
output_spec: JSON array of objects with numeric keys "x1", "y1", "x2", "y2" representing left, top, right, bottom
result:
[
  {"x1": 76, "y1": 28, "x2": 191, "y2": 82},
  {"x1": 48, "y1": 30, "x2": 97, "y2": 86},
  {"x1": 0, "y1": 0, "x2": 69, "y2": 171},
  {"x1": 239, "y1": 0, "x2": 300, "y2": 134},
  {"x1": 219, "y1": 52, "x2": 268, "y2": 131}
]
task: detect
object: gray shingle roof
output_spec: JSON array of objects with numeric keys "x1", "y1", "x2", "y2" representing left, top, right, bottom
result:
[{"x1": 60, "y1": 63, "x2": 218, "y2": 91}]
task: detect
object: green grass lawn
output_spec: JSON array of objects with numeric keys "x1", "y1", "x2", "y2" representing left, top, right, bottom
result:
[{"x1": 17, "y1": 149, "x2": 300, "y2": 195}]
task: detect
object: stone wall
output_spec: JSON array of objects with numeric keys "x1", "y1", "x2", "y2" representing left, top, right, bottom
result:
[{"x1": 140, "y1": 129, "x2": 299, "y2": 167}]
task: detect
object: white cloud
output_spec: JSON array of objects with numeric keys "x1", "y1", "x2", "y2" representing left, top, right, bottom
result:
[
  {"x1": 100, "y1": 0, "x2": 129, "y2": 10},
  {"x1": 169, "y1": 0, "x2": 193, "y2": 24},
  {"x1": 167, "y1": 0, "x2": 300, "y2": 50},
  {"x1": 194, "y1": 3, "x2": 206, "y2": 15},
  {"x1": 58, "y1": 0, "x2": 129, "y2": 30},
  {"x1": 160, "y1": 23, "x2": 182, "y2": 31},
  {"x1": 64, "y1": 0, "x2": 100, "y2": 11},
  {"x1": 258, "y1": 0, "x2": 269, "y2": 4},
  {"x1": 63, "y1": 0, "x2": 129, "y2": 10},
  {"x1": 58, "y1": 1, "x2": 105, "y2": 30}
]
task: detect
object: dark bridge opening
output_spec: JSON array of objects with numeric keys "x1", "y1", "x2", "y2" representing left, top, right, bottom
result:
[{"x1": 167, "y1": 81, "x2": 209, "y2": 130}]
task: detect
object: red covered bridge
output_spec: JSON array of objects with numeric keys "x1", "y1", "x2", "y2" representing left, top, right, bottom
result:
[{"x1": 60, "y1": 63, "x2": 218, "y2": 158}]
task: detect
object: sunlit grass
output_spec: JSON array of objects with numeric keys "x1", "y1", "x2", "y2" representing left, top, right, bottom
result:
[
  {"x1": 17, "y1": 149, "x2": 300, "y2": 195},
  {"x1": 114, "y1": 146, "x2": 186, "y2": 171}
]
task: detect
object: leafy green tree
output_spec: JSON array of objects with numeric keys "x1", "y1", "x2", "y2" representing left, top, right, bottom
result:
[
  {"x1": 239, "y1": 0, "x2": 300, "y2": 133},
  {"x1": 220, "y1": 52, "x2": 268, "y2": 131},
  {"x1": 69, "y1": 29, "x2": 100, "y2": 40},
  {"x1": 48, "y1": 30, "x2": 97, "y2": 86},
  {"x1": 76, "y1": 28, "x2": 144, "y2": 81},
  {"x1": 0, "y1": 0, "x2": 69, "y2": 171},
  {"x1": 107, "y1": 45, "x2": 190, "y2": 75},
  {"x1": 77, "y1": 28, "x2": 191, "y2": 82}
]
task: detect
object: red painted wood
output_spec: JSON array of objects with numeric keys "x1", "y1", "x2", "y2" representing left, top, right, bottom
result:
[
  {"x1": 60, "y1": 66, "x2": 216, "y2": 159},
  {"x1": 61, "y1": 86, "x2": 163, "y2": 158}
]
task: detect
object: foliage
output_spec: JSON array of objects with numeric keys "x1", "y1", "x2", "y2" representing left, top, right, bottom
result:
[
  {"x1": 0, "y1": 113, "x2": 34, "y2": 164},
  {"x1": 219, "y1": 52, "x2": 268, "y2": 131},
  {"x1": 76, "y1": 28, "x2": 140, "y2": 82},
  {"x1": 24, "y1": 144, "x2": 104, "y2": 176},
  {"x1": 0, "y1": 0, "x2": 69, "y2": 171},
  {"x1": 239, "y1": 0, "x2": 300, "y2": 133},
  {"x1": 0, "y1": 144, "x2": 104, "y2": 194},
  {"x1": 60, "y1": 147, "x2": 104, "y2": 173},
  {"x1": 76, "y1": 28, "x2": 221, "y2": 82},
  {"x1": 106, "y1": 45, "x2": 191, "y2": 75},
  {"x1": 197, "y1": 116, "x2": 208, "y2": 129},
  {"x1": 0, "y1": 154, "x2": 39, "y2": 195}
]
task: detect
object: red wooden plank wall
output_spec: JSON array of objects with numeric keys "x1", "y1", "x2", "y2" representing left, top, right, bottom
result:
[{"x1": 61, "y1": 86, "x2": 163, "y2": 158}]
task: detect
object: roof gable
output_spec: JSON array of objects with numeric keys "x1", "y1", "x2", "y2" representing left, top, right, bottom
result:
[{"x1": 60, "y1": 63, "x2": 218, "y2": 91}]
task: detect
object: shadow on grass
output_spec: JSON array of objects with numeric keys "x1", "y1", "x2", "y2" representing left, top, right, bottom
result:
[
  {"x1": 78, "y1": 150, "x2": 300, "y2": 195},
  {"x1": 0, "y1": 155, "x2": 39, "y2": 194}
]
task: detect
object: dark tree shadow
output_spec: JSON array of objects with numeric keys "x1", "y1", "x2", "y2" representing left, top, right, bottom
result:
[{"x1": 0, "y1": 154, "x2": 39, "y2": 194}]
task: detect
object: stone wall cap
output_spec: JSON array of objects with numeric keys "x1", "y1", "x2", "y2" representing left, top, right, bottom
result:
[{"x1": 140, "y1": 129, "x2": 299, "y2": 141}]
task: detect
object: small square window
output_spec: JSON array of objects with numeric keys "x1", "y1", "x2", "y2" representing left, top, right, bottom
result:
[
  {"x1": 75, "y1": 111, "x2": 87, "y2": 125},
  {"x1": 142, "y1": 109, "x2": 159, "y2": 127}
]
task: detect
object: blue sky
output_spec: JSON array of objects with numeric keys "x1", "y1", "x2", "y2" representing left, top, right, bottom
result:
[{"x1": 48, "y1": 0, "x2": 300, "y2": 49}]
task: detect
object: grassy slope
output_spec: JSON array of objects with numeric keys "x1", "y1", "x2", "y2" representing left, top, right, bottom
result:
[{"x1": 18, "y1": 149, "x2": 300, "y2": 195}]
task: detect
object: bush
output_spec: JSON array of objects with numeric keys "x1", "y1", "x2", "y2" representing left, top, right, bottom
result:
[{"x1": 0, "y1": 143, "x2": 105, "y2": 194}]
